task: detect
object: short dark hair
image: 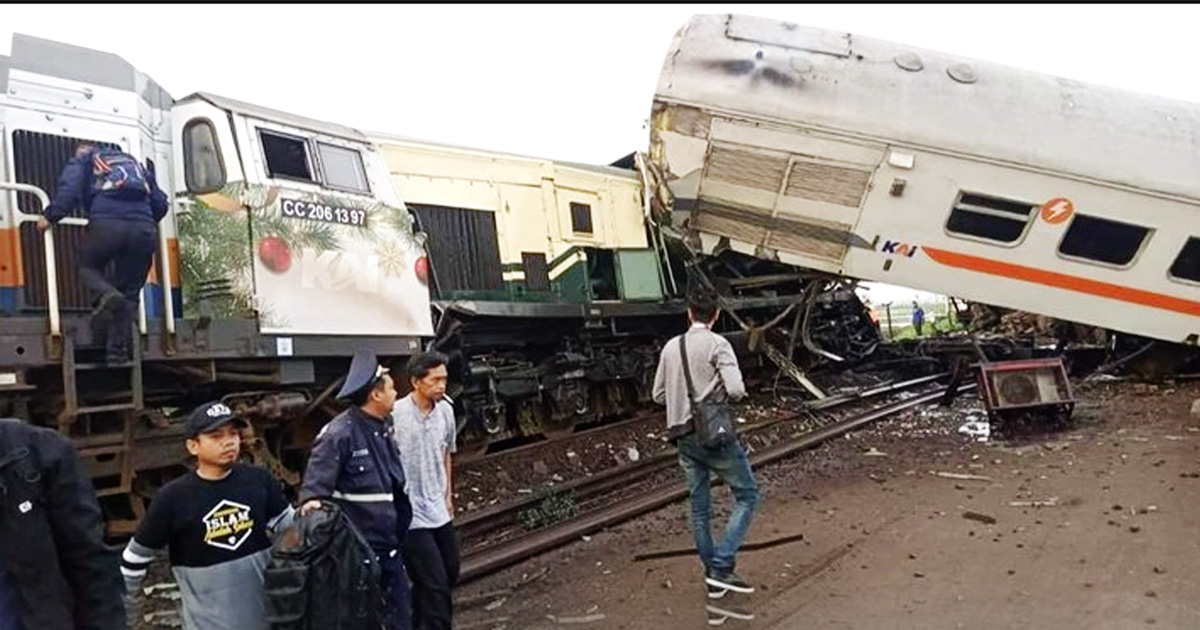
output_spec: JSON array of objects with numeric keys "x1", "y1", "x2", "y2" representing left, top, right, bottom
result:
[
  {"x1": 347, "y1": 373, "x2": 389, "y2": 407},
  {"x1": 687, "y1": 291, "x2": 719, "y2": 323},
  {"x1": 407, "y1": 351, "x2": 449, "y2": 382}
]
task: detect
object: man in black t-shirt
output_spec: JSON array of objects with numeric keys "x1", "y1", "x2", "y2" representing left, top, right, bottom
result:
[{"x1": 120, "y1": 401, "x2": 296, "y2": 630}]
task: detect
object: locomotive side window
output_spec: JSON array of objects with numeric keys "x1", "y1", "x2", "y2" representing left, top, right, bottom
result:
[
  {"x1": 316, "y1": 142, "x2": 370, "y2": 194},
  {"x1": 945, "y1": 192, "x2": 1034, "y2": 244},
  {"x1": 1058, "y1": 214, "x2": 1150, "y2": 267},
  {"x1": 1169, "y1": 237, "x2": 1200, "y2": 282},
  {"x1": 259, "y1": 130, "x2": 314, "y2": 182},
  {"x1": 570, "y1": 202, "x2": 594, "y2": 234},
  {"x1": 182, "y1": 118, "x2": 226, "y2": 194}
]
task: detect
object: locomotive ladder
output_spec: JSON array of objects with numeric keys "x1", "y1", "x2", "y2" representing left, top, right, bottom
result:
[{"x1": 2, "y1": 181, "x2": 171, "y2": 531}]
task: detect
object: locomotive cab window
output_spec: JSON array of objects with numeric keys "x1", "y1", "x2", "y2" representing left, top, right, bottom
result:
[
  {"x1": 317, "y1": 142, "x2": 370, "y2": 194},
  {"x1": 183, "y1": 118, "x2": 225, "y2": 194},
  {"x1": 1058, "y1": 214, "x2": 1150, "y2": 267},
  {"x1": 945, "y1": 192, "x2": 1035, "y2": 244},
  {"x1": 1169, "y1": 237, "x2": 1200, "y2": 282},
  {"x1": 570, "y1": 202, "x2": 593, "y2": 234},
  {"x1": 259, "y1": 129, "x2": 314, "y2": 182}
]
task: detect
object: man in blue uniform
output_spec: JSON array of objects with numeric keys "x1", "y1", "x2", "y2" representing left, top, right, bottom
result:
[
  {"x1": 300, "y1": 352, "x2": 414, "y2": 630},
  {"x1": 912, "y1": 300, "x2": 926, "y2": 336},
  {"x1": 37, "y1": 143, "x2": 169, "y2": 364}
]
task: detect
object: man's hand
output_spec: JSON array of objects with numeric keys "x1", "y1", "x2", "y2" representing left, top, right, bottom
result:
[
  {"x1": 36, "y1": 216, "x2": 51, "y2": 233},
  {"x1": 445, "y1": 495, "x2": 455, "y2": 518},
  {"x1": 300, "y1": 499, "x2": 322, "y2": 516}
]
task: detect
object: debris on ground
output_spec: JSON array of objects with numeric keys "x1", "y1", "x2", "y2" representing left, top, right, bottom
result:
[
  {"x1": 935, "y1": 471, "x2": 992, "y2": 481},
  {"x1": 962, "y1": 511, "x2": 998, "y2": 525},
  {"x1": 958, "y1": 420, "x2": 991, "y2": 441},
  {"x1": 546, "y1": 613, "x2": 606, "y2": 624},
  {"x1": 1009, "y1": 497, "x2": 1059, "y2": 507}
]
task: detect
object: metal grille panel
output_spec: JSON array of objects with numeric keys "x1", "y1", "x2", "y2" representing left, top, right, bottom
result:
[
  {"x1": 694, "y1": 198, "x2": 853, "y2": 262},
  {"x1": 409, "y1": 204, "x2": 504, "y2": 293},
  {"x1": 522, "y1": 252, "x2": 550, "y2": 291},
  {"x1": 12, "y1": 131, "x2": 119, "y2": 309},
  {"x1": 706, "y1": 145, "x2": 788, "y2": 192},
  {"x1": 784, "y1": 160, "x2": 873, "y2": 207}
]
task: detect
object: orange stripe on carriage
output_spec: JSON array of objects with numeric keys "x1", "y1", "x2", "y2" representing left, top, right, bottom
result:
[
  {"x1": 0, "y1": 227, "x2": 24, "y2": 287},
  {"x1": 922, "y1": 246, "x2": 1200, "y2": 318},
  {"x1": 146, "y1": 237, "x2": 180, "y2": 286}
]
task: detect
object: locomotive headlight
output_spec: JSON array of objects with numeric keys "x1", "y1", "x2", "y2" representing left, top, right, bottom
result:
[{"x1": 415, "y1": 256, "x2": 429, "y2": 284}]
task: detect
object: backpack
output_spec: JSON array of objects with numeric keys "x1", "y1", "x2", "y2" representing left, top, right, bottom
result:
[
  {"x1": 89, "y1": 149, "x2": 151, "y2": 200},
  {"x1": 264, "y1": 501, "x2": 383, "y2": 630}
]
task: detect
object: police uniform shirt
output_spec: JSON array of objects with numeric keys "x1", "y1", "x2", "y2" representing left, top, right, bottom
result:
[{"x1": 300, "y1": 407, "x2": 412, "y2": 552}]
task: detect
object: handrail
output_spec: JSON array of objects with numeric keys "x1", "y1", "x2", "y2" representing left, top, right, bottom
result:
[
  {"x1": 158, "y1": 204, "x2": 175, "y2": 335},
  {"x1": 1, "y1": 182, "x2": 64, "y2": 337}
]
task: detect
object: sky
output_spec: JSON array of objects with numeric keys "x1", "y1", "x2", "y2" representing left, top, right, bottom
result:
[
  {"x1": 3, "y1": 3, "x2": 1197, "y2": 304},
  {"x1": 4, "y1": 4, "x2": 1200, "y2": 166}
]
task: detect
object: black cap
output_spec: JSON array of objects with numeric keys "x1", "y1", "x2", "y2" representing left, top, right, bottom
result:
[
  {"x1": 184, "y1": 401, "x2": 248, "y2": 438},
  {"x1": 336, "y1": 351, "x2": 389, "y2": 401}
]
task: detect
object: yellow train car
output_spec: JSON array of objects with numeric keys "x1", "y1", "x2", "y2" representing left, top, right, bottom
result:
[{"x1": 371, "y1": 133, "x2": 666, "y2": 304}]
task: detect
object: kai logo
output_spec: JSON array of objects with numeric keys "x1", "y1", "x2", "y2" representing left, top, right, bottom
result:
[
  {"x1": 878, "y1": 239, "x2": 920, "y2": 258},
  {"x1": 299, "y1": 251, "x2": 385, "y2": 294},
  {"x1": 202, "y1": 500, "x2": 255, "y2": 551}
]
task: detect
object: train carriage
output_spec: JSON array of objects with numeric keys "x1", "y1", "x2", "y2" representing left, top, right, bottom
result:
[{"x1": 647, "y1": 14, "x2": 1200, "y2": 347}]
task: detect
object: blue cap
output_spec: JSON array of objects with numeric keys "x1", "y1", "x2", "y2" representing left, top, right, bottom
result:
[{"x1": 336, "y1": 351, "x2": 389, "y2": 400}]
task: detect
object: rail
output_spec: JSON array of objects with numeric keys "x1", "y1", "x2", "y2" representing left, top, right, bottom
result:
[
  {"x1": 2, "y1": 181, "x2": 175, "y2": 344},
  {"x1": 459, "y1": 376, "x2": 971, "y2": 583}
]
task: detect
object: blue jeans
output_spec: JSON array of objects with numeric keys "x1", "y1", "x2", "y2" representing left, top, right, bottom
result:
[{"x1": 676, "y1": 434, "x2": 760, "y2": 572}]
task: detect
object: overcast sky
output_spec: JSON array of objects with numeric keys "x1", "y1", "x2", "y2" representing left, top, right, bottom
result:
[
  {"x1": 4, "y1": 4, "x2": 1196, "y2": 305},
  {"x1": 4, "y1": 4, "x2": 1200, "y2": 166}
]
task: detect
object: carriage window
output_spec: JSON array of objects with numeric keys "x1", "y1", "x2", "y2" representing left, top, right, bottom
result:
[
  {"x1": 183, "y1": 118, "x2": 225, "y2": 194},
  {"x1": 1169, "y1": 237, "x2": 1200, "y2": 282},
  {"x1": 317, "y1": 142, "x2": 370, "y2": 194},
  {"x1": 259, "y1": 130, "x2": 313, "y2": 181},
  {"x1": 945, "y1": 192, "x2": 1034, "y2": 243},
  {"x1": 570, "y1": 202, "x2": 594, "y2": 234},
  {"x1": 1058, "y1": 214, "x2": 1150, "y2": 267}
]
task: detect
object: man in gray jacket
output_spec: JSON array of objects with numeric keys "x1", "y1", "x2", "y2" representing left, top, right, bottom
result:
[{"x1": 652, "y1": 292, "x2": 760, "y2": 598}]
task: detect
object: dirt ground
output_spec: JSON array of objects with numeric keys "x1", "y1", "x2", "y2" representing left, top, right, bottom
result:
[{"x1": 454, "y1": 379, "x2": 1200, "y2": 630}]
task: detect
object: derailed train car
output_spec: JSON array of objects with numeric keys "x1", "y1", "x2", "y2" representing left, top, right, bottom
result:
[
  {"x1": 0, "y1": 32, "x2": 867, "y2": 529},
  {"x1": 646, "y1": 14, "x2": 1200, "y2": 347},
  {"x1": 366, "y1": 135, "x2": 879, "y2": 451}
]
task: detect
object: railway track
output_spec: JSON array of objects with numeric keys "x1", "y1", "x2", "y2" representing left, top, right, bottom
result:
[
  {"x1": 457, "y1": 374, "x2": 971, "y2": 584},
  {"x1": 453, "y1": 408, "x2": 664, "y2": 465}
]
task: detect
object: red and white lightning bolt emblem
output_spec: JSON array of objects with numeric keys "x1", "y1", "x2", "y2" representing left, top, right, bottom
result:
[{"x1": 1040, "y1": 197, "x2": 1074, "y2": 225}]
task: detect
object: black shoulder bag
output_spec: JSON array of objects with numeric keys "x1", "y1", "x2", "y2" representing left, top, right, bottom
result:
[{"x1": 679, "y1": 333, "x2": 738, "y2": 449}]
